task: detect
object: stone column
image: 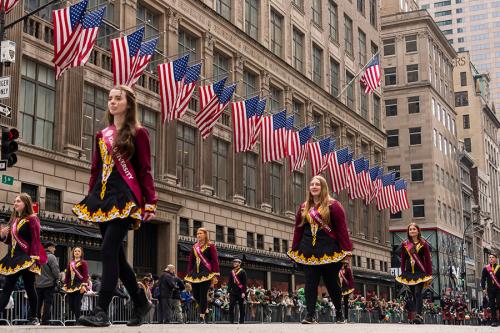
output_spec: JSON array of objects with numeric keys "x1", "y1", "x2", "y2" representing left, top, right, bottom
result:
[
  {"x1": 355, "y1": 135, "x2": 363, "y2": 238},
  {"x1": 266, "y1": 271, "x2": 272, "y2": 290},
  {"x1": 284, "y1": 86, "x2": 295, "y2": 216},
  {"x1": 233, "y1": 54, "x2": 246, "y2": 204},
  {"x1": 260, "y1": 70, "x2": 271, "y2": 212}
]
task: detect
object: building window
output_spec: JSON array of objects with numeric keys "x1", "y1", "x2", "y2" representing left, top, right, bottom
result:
[
  {"x1": 82, "y1": 85, "x2": 107, "y2": 161},
  {"x1": 385, "y1": 99, "x2": 397, "y2": 116},
  {"x1": 330, "y1": 58, "x2": 340, "y2": 96},
  {"x1": 227, "y1": 227, "x2": 236, "y2": 244},
  {"x1": 273, "y1": 238, "x2": 280, "y2": 252},
  {"x1": 245, "y1": 0, "x2": 259, "y2": 40},
  {"x1": 358, "y1": 29, "x2": 367, "y2": 66},
  {"x1": 176, "y1": 124, "x2": 196, "y2": 190},
  {"x1": 369, "y1": 0, "x2": 377, "y2": 27},
  {"x1": 463, "y1": 114, "x2": 470, "y2": 129},
  {"x1": 387, "y1": 129, "x2": 399, "y2": 147},
  {"x1": 411, "y1": 163, "x2": 424, "y2": 181},
  {"x1": 193, "y1": 220, "x2": 203, "y2": 236},
  {"x1": 312, "y1": 44, "x2": 323, "y2": 85},
  {"x1": 282, "y1": 240, "x2": 289, "y2": 253},
  {"x1": 373, "y1": 96, "x2": 381, "y2": 128},
  {"x1": 383, "y1": 38, "x2": 395, "y2": 56},
  {"x1": 270, "y1": 86, "x2": 283, "y2": 111},
  {"x1": 408, "y1": 96, "x2": 420, "y2": 114},
  {"x1": 390, "y1": 211, "x2": 402, "y2": 219},
  {"x1": 329, "y1": 1, "x2": 339, "y2": 42},
  {"x1": 247, "y1": 232, "x2": 255, "y2": 248},
  {"x1": 407, "y1": 64, "x2": 419, "y2": 82},
  {"x1": 216, "y1": 225, "x2": 225, "y2": 242},
  {"x1": 357, "y1": 0, "x2": 365, "y2": 14},
  {"x1": 455, "y1": 91, "x2": 469, "y2": 107},
  {"x1": 385, "y1": 67, "x2": 396, "y2": 85},
  {"x1": 270, "y1": 9, "x2": 283, "y2": 57},
  {"x1": 216, "y1": 0, "x2": 231, "y2": 20},
  {"x1": 243, "y1": 70, "x2": 258, "y2": 96},
  {"x1": 409, "y1": 127, "x2": 422, "y2": 145},
  {"x1": 464, "y1": 138, "x2": 471, "y2": 152},
  {"x1": 45, "y1": 188, "x2": 61, "y2": 212},
  {"x1": 179, "y1": 217, "x2": 189, "y2": 236},
  {"x1": 20, "y1": 59, "x2": 55, "y2": 150},
  {"x1": 344, "y1": 15, "x2": 354, "y2": 57},
  {"x1": 406, "y1": 35, "x2": 417, "y2": 52},
  {"x1": 312, "y1": 0, "x2": 322, "y2": 26},
  {"x1": 292, "y1": 0, "x2": 303, "y2": 10},
  {"x1": 293, "y1": 172, "x2": 304, "y2": 209},
  {"x1": 243, "y1": 152, "x2": 257, "y2": 207},
  {"x1": 347, "y1": 199, "x2": 354, "y2": 233},
  {"x1": 136, "y1": 4, "x2": 161, "y2": 72},
  {"x1": 293, "y1": 28, "x2": 304, "y2": 73},
  {"x1": 413, "y1": 200, "x2": 425, "y2": 218},
  {"x1": 138, "y1": 107, "x2": 158, "y2": 177},
  {"x1": 360, "y1": 92, "x2": 368, "y2": 119},
  {"x1": 346, "y1": 71, "x2": 355, "y2": 109},
  {"x1": 388, "y1": 165, "x2": 400, "y2": 180},
  {"x1": 270, "y1": 163, "x2": 282, "y2": 214},
  {"x1": 213, "y1": 52, "x2": 230, "y2": 82},
  {"x1": 460, "y1": 71, "x2": 467, "y2": 86},
  {"x1": 178, "y1": 30, "x2": 199, "y2": 61},
  {"x1": 213, "y1": 139, "x2": 228, "y2": 199}
]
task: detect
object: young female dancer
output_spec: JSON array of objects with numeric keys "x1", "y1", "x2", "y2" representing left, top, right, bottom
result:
[{"x1": 63, "y1": 247, "x2": 89, "y2": 322}]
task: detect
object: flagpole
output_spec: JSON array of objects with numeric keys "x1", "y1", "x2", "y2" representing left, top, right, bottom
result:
[
  {"x1": 335, "y1": 50, "x2": 380, "y2": 99},
  {"x1": 232, "y1": 92, "x2": 270, "y2": 100},
  {"x1": 4, "y1": 0, "x2": 63, "y2": 30}
]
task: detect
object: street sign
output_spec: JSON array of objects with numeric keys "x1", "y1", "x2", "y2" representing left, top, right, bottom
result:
[
  {"x1": 1, "y1": 174, "x2": 13, "y2": 185},
  {"x1": 0, "y1": 76, "x2": 10, "y2": 99},
  {"x1": 0, "y1": 103, "x2": 11, "y2": 118},
  {"x1": 0, "y1": 160, "x2": 6, "y2": 171}
]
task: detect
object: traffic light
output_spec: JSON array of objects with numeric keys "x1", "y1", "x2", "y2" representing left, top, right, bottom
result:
[{"x1": 1, "y1": 126, "x2": 19, "y2": 167}]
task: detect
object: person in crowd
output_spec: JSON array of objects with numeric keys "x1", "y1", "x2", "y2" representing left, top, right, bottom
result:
[
  {"x1": 158, "y1": 265, "x2": 176, "y2": 323},
  {"x1": 481, "y1": 253, "x2": 500, "y2": 327},
  {"x1": 339, "y1": 257, "x2": 354, "y2": 323},
  {"x1": 180, "y1": 282, "x2": 194, "y2": 323},
  {"x1": 184, "y1": 227, "x2": 220, "y2": 323},
  {"x1": 63, "y1": 247, "x2": 89, "y2": 323},
  {"x1": 0, "y1": 193, "x2": 47, "y2": 325},
  {"x1": 73, "y1": 85, "x2": 157, "y2": 327},
  {"x1": 138, "y1": 276, "x2": 154, "y2": 323},
  {"x1": 35, "y1": 241, "x2": 60, "y2": 325},
  {"x1": 287, "y1": 175, "x2": 353, "y2": 324},
  {"x1": 170, "y1": 265, "x2": 185, "y2": 323},
  {"x1": 440, "y1": 291, "x2": 454, "y2": 325},
  {"x1": 227, "y1": 258, "x2": 247, "y2": 324},
  {"x1": 91, "y1": 274, "x2": 101, "y2": 293},
  {"x1": 395, "y1": 223, "x2": 433, "y2": 325}
]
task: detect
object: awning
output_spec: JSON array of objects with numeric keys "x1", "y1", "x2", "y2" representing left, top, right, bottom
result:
[
  {"x1": 40, "y1": 222, "x2": 101, "y2": 239},
  {"x1": 354, "y1": 271, "x2": 395, "y2": 283}
]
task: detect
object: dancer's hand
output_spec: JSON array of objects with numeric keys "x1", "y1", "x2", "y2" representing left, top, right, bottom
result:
[{"x1": 143, "y1": 212, "x2": 155, "y2": 222}]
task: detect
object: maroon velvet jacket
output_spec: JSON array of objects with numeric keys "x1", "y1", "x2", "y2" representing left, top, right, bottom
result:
[
  {"x1": 291, "y1": 200, "x2": 353, "y2": 252},
  {"x1": 186, "y1": 243, "x2": 220, "y2": 275},
  {"x1": 400, "y1": 239, "x2": 432, "y2": 275},
  {"x1": 3, "y1": 214, "x2": 47, "y2": 264},
  {"x1": 340, "y1": 266, "x2": 354, "y2": 289},
  {"x1": 64, "y1": 260, "x2": 89, "y2": 286},
  {"x1": 88, "y1": 127, "x2": 158, "y2": 211}
]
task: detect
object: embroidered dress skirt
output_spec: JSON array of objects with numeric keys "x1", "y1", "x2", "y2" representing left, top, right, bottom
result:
[
  {"x1": 288, "y1": 224, "x2": 349, "y2": 265},
  {"x1": 395, "y1": 268, "x2": 432, "y2": 286},
  {"x1": 0, "y1": 245, "x2": 40, "y2": 275},
  {"x1": 73, "y1": 168, "x2": 142, "y2": 229},
  {"x1": 184, "y1": 264, "x2": 217, "y2": 284},
  {"x1": 341, "y1": 284, "x2": 354, "y2": 296},
  {"x1": 63, "y1": 279, "x2": 85, "y2": 293}
]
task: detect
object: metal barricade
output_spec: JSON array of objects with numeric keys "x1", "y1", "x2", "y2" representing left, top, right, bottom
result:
[
  {"x1": 47, "y1": 293, "x2": 65, "y2": 326},
  {"x1": 11, "y1": 290, "x2": 28, "y2": 325},
  {"x1": 109, "y1": 296, "x2": 133, "y2": 324},
  {"x1": 63, "y1": 293, "x2": 98, "y2": 325}
]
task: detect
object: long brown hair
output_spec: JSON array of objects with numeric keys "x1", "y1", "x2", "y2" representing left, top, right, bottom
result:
[
  {"x1": 107, "y1": 85, "x2": 141, "y2": 160},
  {"x1": 406, "y1": 223, "x2": 422, "y2": 254},
  {"x1": 9, "y1": 193, "x2": 34, "y2": 223},
  {"x1": 72, "y1": 246, "x2": 84, "y2": 260},
  {"x1": 196, "y1": 227, "x2": 210, "y2": 244},
  {"x1": 299, "y1": 175, "x2": 332, "y2": 226}
]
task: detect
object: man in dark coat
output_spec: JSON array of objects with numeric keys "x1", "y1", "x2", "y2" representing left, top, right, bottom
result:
[
  {"x1": 158, "y1": 265, "x2": 176, "y2": 323},
  {"x1": 481, "y1": 253, "x2": 500, "y2": 327},
  {"x1": 35, "y1": 241, "x2": 60, "y2": 325}
]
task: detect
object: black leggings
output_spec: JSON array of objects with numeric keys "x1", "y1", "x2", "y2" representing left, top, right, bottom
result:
[
  {"x1": 67, "y1": 292, "x2": 83, "y2": 319},
  {"x1": 409, "y1": 283, "x2": 424, "y2": 315},
  {"x1": 303, "y1": 263, "x2": 342, "y2": 318},
  {"x1": 488, "y1": 291, "x2": 500, "y2": 320},
  {"x1": 0, "y1": 269, "x2": 37, "y2": 319},
  {"x1": 97, "y1": 218, "x2": 139, "y2": 311},
  {"x1": 191, "y1": 281, "x2": 211, "y2": 315},
  {"x1": 342, "y1": 294, "x2": 349, "y2": 320}
]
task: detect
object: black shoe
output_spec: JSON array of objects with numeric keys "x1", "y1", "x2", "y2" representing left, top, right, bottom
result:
[
  {"x1": 78, "y1": 307, "x2": 111, "y2": 327},
  {"x1": 27, "y1": 318, "x2": 40, "y2": 326},
  {"x1": 126, "y1": 291, "x2": 152, "y2": 327},
  {"x1": 413, "y1": 315, "x2": 423, "y2": 325},
  {"x1": 492, "y1": 321, "x2": 498, "y2": 327},
  {"x1": 301, "y1": 316, "x2": 316, "y2": 324},
  {"x1": 335, "y1": 313, "x2": 345, "y2": 324}
]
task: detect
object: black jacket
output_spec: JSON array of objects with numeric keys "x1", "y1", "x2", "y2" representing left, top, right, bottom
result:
[
  {"x1": 172, "y1": 277, "x2": 185, "y2": 300},
  {"x1": 159, "y1": 271, "x2": 176, "y2": 299},
  {"x1": 227, "y1": 268, "x2": 247, "y2": 295},
  {"x1": 481, "y1": 263, "x2": 500, "y2": 293}
]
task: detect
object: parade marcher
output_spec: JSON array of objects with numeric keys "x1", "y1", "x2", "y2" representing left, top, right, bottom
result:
[
  {"x1": 395, "y1": 223, "x2": 432, "y2": 325},
  {"x1": 35, "y1": 241, "x2": 60, "y2": 325},
  {"x1": 158, "y1": 265, "x2": 176, "y2": 323},
  {"x1": 454, "y1": 296, "x2": 467, "y2": 325},
  {"x1": 63, "y1": 247, "x2": 89, "y2": 323},
  {"x1": 481, "y1": 253, "x2": 500, "y2": 327},
  {"x1": 440, "y1": 292, "x2": 454, "y2": 325},
  {"x1": 287, "y1": 175, "x2": 353, "y2": 324},
  {"x1": 227, "y1": 258, "x2": 247, "y2": 324},
  {"x1": 0, "y1": 193, "x2": 47, "y2": 325},
  {"x1": 73, "y1": 85, "x2": 158, "y2": 327},
  {"x1": 170, "y1": 266, "x2": 185, "y2": 323},
  {"x1": 184, "y1": 227, "x2": 220, "y2": 323},
  {"x1": 339, "y1": 256, "x2": 355, "y2": 322}
]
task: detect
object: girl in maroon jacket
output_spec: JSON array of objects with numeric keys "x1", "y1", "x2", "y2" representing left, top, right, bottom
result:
[
  {"x1": 339, "y1": 257, "x2": 355, "y2": 322},
  {"x1": 63, "y1": 247, "x2": 89, "y2": 322},
  {"x1": 74, "y1": 86, "x2": 157, "y2": 327},
  {"x1": 395, "y1": 223, "x2": 432, "y2": 324},
  {"x1": 185, "y1": 227, "x2": 220, "y2": 323},
  {"x1": 0, "y1": 193, "x2": 47, "y2": 325},
  {"x1": 288, "y1": 175, "x2": 353, "y2": 324}
]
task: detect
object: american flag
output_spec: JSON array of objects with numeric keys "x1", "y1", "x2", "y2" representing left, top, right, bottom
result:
[
  {"x1": 249, "y1": 98, "x2": 267, "y2": 149},
  {"x1": 73, "y1": 7, "x2": 106, "y2": 69},
  {"x1": 285, "y1": 115, "x2": 295, "y2": 157},
  {"x1": 158, "y1": 55, "x2": 189, "y2": 123},
  {"x1": 289, "y1": 126, "x2": 314, "y2": 171},
  {"x1": 392, "y1": 179, "x2": 410, "y2": 213},
  {"x1": 347, "y1": 157, "x2": 368, "y2": 200},
  {"x1": 361, "y1": 159, "x2": 372, "y2": 201},
  {"x1": 172, "y1": 63, "x2": 202, "y2": 120},
  {"x1": 111, "y1": 27, "x2": 144, "y2": 86},
  {"x1": 308, "y1": 137, "x2": 335, "y2": 176},
  {"x1": 128, "y1": 37, "x2": 159, "y2": 86},
  {"x1": 232, "y1": 96, "x2": 259, "y2": 153},
  {"x1": 195, "y1": 77, "x2": 226, "y2": 133},
  {"x1": 1, "y1": 0, "x2": 21, "y2": 13},
  {"x1": 198, "y1": 83, "x2": 236, "y2": 139},
  {"x1": 53, "y1": 0, "x2": 88, "y2": 78},
  {"x1": 360, "y1": 54, "x2": 381, "y2": 94},
  {"x1": 366, "y1": 166, "x2": 383, "y2": 205},
  {"x1": 261, "y1": 110, "x2": 287, "y2": 163},
  {"x1": 327, "y1": 147, "x2": 349, "y2": 194},
  {"x1": 376, "y1": 173, "x2": 397, "y2": 211}
]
